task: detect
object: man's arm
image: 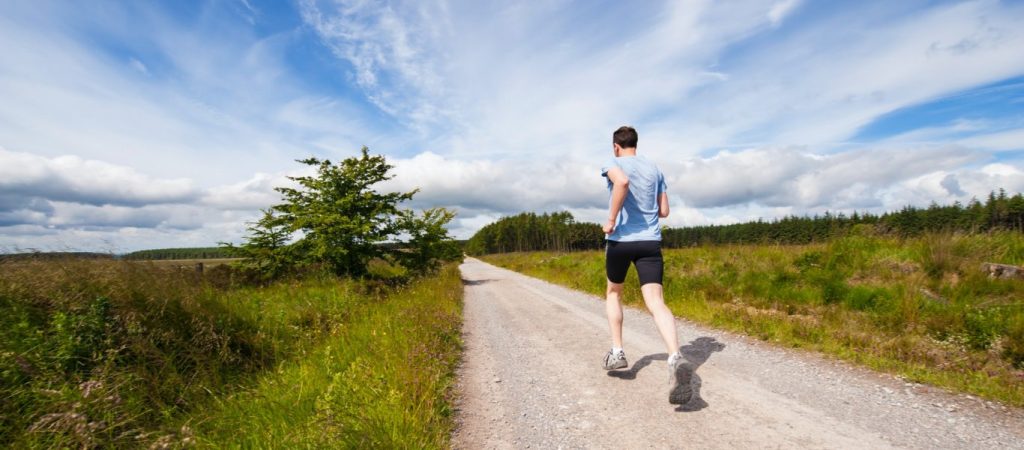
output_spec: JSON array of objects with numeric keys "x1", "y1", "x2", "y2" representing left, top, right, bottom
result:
[
  {"x1": 658, "y1": 192, "x2": 670, "y2": 218},
  {"x1": 604, "y1": 167, "x2": 629, "y2": 234}
]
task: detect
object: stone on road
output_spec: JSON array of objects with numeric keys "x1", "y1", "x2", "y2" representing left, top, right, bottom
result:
[{"x1": 452, "y1": 257, "x2": 1024, "y2": 449}]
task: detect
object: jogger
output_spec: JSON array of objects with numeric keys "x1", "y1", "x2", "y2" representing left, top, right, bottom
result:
[{"x1": 599, "y1": 126, "x2": 689, "y2": 404}]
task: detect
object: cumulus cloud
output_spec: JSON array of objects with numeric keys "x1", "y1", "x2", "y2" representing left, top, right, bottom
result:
[
  {"x1": 0, "y1": 148, "x2": 198, "y2": 208},
  {"x1": 666, "y1": 145, "x2": 985, "y2": 210},
  {"x1": 201, "y1": 172, "x2": 294, "y2": 211},
  {"x1": 2, "y1": 1, "x2": 1024, "y2": 250},
  {"x1": 383, "y1": 151, "x2": 606, "y2": 214},
  {"x1": 0, "y1": 147, "x2": 264, "y2": 248}
]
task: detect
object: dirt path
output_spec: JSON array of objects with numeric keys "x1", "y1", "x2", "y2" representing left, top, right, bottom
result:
[{"x1": 452, "y1": 258, "x2": 1024, "y2": 449}]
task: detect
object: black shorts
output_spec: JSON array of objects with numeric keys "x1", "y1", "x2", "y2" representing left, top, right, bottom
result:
[{"x1": 605, "y1": 240, "x2": 663, "y2": 285}]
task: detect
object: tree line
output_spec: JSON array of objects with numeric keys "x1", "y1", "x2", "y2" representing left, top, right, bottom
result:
[
  {"x1": 123, "y1": 247, "x2": 233, "y2": 260},
  {"x1": 466, "y1": 190, "x2": 1024, "y2": 254},
  {"x1": 665, "y1": 189, "x2": 1024, "y2": 246},
  {"x1": 464, "y1": 211, "x2": 605, "y2": 255}
]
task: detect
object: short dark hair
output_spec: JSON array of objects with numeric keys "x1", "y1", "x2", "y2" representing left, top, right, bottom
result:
[{"x1": 613, "y1": 126, "x2": 638, "y2": 148}]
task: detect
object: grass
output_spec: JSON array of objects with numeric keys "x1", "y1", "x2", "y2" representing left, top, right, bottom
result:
[
  {"x1": 0, "y1": 256, "x2": 463, "y2": 448},
  {"x1": 189, "y1": 265, "x2": 463, "y2": 448},
  {"x1": 480, "y1": 232, "x2": 1024, "y2": 407}
]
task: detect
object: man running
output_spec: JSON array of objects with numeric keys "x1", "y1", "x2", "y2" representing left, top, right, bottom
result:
[{"x1": 600, "y1": 126, "x2": 688, "y2": 404}]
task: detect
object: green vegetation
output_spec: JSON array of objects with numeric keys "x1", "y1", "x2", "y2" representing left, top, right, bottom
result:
[
  {"x1": 464, "y1": 211, "x2": 605, "y2": 255},
  {"x1": 123, "y1": 247, "x2": 233, "y2": 260},
  {"x1": 193, "y1": 264, "x2": 462, "y2": 448},
  {"x1": 0, "y1": 257, "x2": 463, "y2": 448},
  {"x1": 224, "y1": 147, "x2": 461, "y2": 280},
  {"x1": 664, "y1": 189, "x2": 1024, "y2": 246},
  {"x1": 2, "y1": 147, "x2": 465, "y2": 447},
  {"x1": 466, "y1": 190, "x2": 1024, "y2": 256},
  {"x1": 482, "y1": 232, "x2": 1024, "y2": 406}
]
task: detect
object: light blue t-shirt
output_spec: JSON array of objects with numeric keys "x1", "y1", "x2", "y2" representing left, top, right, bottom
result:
[{"x1": 601, "y1": 155, "x2": 667, "y2": 242}]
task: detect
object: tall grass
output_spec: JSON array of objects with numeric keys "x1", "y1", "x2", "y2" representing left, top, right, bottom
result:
[
  {"x1": 482, "y1": 232, "x2": 1024, "y2": 406},
  {"x1": 0, "y1": 256, "x2": 462, "y2": 448},
  {"x1": 190, "y1": 265, "x2": 463, "y2": 448}
]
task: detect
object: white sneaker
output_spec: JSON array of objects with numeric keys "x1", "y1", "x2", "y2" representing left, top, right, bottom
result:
[
  {"x1": 602, "y1": 349, "x2": 628, "y2": 370},
  {"x1": 668, "y1": 352, "x2": 692, "y2": 405}
]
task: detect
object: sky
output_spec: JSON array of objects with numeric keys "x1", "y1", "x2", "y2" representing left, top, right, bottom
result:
[{"x1": 2, "y1": 0, "x2": 1024, "y2": 252}]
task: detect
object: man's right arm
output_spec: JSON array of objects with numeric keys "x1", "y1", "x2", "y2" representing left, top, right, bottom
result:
[
  {"x1": 658, "y1": 192, "x2": 670, "y2": 218},
  {"x1": 604, "y1": 167, "x2": 629, "y2": 234}
]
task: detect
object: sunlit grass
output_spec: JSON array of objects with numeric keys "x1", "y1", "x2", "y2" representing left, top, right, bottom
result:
[
  {"x1": 190, "y1": 264, "x2": 463, "y2": 448},
  {"x1": 0, "y1": 257, "x2": 462, "y2": 448}
]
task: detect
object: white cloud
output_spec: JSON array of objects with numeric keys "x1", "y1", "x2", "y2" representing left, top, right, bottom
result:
[
  {"x1": 3, "y1": 1, "x2": 1024, "y2": 250},
  {"x1": 0, "y1": 147, "x2": 198, "y2": 207},
  {"x1": 958, "y1": 128, "x2": 1024, "y2": 152},
  {"x1": 666, "y1": 144, "x2": 984, "y2": 210},
  {"x1": 0, "y1": 147, "x2": 268, "y2": 250},
  {"x1": 0, "y1": 2, "x2": 379, "y2": 186},
  {"x1": 201, "y1": 172, "x2": 295, "y2": 211},
  {"x1": 768, "y1": 0, "x2": 801, "y2": 27},
  {"x1": 384, "y1": 151, "x2": 605, "y2": 213},
  {"x1": 298, "y1": 0, "x2": 452, "y2": 129}
]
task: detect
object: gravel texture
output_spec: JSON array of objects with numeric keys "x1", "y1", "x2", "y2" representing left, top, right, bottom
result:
[{"x1": 451, "y1": 258, "x2": 1024, "y2": 449}]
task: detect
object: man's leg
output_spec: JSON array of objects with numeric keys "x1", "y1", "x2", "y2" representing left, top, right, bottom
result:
[
  {"x1": 634, "y1": 242, "x2": 679, "y2": 355},
  {"x1": 640, "y1": 283, "x2": 679, "y2": 355},
  {"x1": 606, "y1": 280, "x2": 625, "y2": 349},
  {"x1": 645, "y1": 282, "x2": 691, "y2": 404},
  {"x1": 603, "y1": 242, "x2": 630, "y2": 370}
]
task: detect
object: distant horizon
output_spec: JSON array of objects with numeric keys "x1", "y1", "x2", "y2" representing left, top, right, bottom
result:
[
  {"x1": 2, "y1": 1, "x2": 1024, "y2": 252},
  {"x1": 4, "y1": 186, "x2": 1019, "y2": 255}
]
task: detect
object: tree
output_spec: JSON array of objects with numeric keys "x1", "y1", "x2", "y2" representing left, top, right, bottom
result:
[
  {"x1": 222, "y1": 209, "x2": 294, "y2": 280},
  {"x1": 394, "y1": 208, "x2": 463, "y2": 274},
  {"x1": 274, "y1": 148, "x2": 415, "y2": 276},
  {"x1": 225, "y1": 147, "x2": 460, "y2": 279}
]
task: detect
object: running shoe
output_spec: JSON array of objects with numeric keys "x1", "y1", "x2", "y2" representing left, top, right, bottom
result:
[
  {"x1": 668, "y1": 352, "x2": 692, "y2": 405},
  {"x1": 602, "y1": 349, "x2": 628, "y2": 370}
]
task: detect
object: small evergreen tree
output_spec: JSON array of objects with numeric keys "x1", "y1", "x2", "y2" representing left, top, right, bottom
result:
[{"x1": 222, "y1": 209, "x2": 294, "y2": 280}]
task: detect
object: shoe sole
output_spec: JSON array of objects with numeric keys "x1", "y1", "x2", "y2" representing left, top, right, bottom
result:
[{"x1": 669, "y1": 363, "x2": 693, "y2": 405}]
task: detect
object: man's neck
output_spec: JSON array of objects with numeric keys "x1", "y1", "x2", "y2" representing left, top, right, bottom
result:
[{"x1": 617, "y1": 148, "x2": 637, "y2": 157}]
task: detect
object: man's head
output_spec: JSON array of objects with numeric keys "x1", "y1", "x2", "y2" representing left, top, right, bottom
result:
[{"x1": 613, "y1": 126, "x2": 638, "y2": 155}]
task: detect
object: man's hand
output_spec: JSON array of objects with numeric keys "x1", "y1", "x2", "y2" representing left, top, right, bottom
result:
[{"x1": 603, "y1": 218, "x2": 616, "y2": 234}]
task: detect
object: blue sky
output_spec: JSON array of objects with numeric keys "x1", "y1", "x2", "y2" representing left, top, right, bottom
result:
[{"x1": 2, "y1": 0, "x2": 1024, "y2": 251}]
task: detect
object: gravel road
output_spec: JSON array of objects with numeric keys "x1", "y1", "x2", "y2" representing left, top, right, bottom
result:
[{"x1": 451, "y1": 257, "x2": 1024, "y2": 449}]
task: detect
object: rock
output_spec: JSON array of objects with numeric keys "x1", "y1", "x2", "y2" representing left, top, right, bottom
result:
[{"x1": 981, "y1": 262, "x2": 1024, "y2": 280}]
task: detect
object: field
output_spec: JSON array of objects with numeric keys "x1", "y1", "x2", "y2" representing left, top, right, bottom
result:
[
  {"x1": 482, "y1": 232, "x2": 1024, "y2": 406},
  {"x1": 0, "y1": 256, "x2": 463, "y2": 448}
]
